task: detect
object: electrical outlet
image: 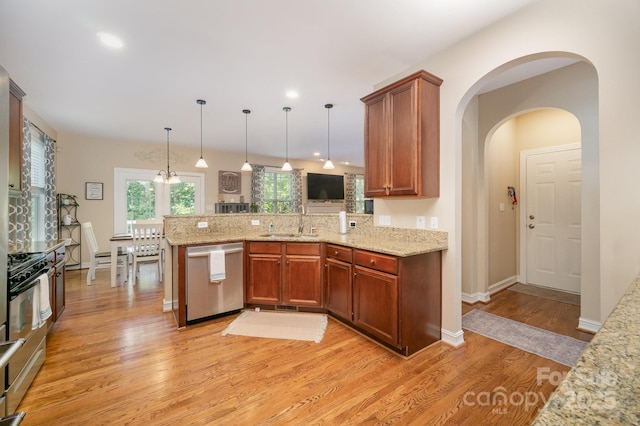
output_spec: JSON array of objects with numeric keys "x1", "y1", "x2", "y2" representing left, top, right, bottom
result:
[
  {"x1": 251, "y1": 219, "x2": 260, "y2": 226},
  {"x1": 197, "y1": 221, "x2": 208, "y2": 228},
  {"x1": 349, "y1": 220, "x2": 356, "y2": 228},
  {"x1": 379, "y1": 215, "x2": 391, "y2": 226},
  {"x1": 499, "y1": 203, "x2": 505, "y2": 212},
  {"x1": 430, "y1": 217, "x2": 438, "y2": 229},
  {"x1": 416, "y1": 216, "x2": 426, "y2": 229}
]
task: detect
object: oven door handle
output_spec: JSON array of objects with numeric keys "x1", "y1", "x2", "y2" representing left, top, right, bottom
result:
[
  {"x1": 0, "y1": 339, "x2": 26, "y2": 370},
  {"x1": 10, "y1": 268, "x2": 50, "y2": 299}
]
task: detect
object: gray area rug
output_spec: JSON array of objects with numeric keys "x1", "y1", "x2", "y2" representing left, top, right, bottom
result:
[
  {"x1": 508, "y1": 283, "x2": 580, "y2": 306},
  {"x1": 462, "y1": 309, "x2": 588, "y2": 366}
]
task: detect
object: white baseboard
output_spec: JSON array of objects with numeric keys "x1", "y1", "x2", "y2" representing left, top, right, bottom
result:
[
  {"x1": 162, "y1": 299, "x2": 172, "y2": 313},
  {"x1": 461, "y1": 292, "x2": 490, "y2": 304},
  {"x1": 441, "y1": 328, "x2": 465, "y2": 347},
  {"x1": 489, "y1": 275, "x2": 518, "y2": 295},
  {"x1": 578, "y1": 317, "x2": 601, "y2": 333}
]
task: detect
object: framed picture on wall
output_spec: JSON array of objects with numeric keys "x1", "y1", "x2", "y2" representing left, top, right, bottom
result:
[
  {"x1": 85, "y1": 182, "x2": 103, "y2": 200},
  {"x1": 218, "y1": 171, "x2": 241, "y2": 194}
]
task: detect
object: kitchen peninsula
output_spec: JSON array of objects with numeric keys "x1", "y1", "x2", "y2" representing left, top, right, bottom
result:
[{"x1": 164, "y1": 213, "x2": 447, "y2": 356}]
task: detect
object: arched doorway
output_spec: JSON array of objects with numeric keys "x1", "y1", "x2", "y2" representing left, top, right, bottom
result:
[{"x1": 460, "y1": 55, "x2": 600, "y2": 332}]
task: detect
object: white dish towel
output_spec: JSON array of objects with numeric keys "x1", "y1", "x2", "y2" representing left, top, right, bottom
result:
[
  {"x1": 209, "y1": 250, "x2": 226, "y2": 282},
  {"x1": 32, "y1": 273, "x2": 52, "y2": 330}
]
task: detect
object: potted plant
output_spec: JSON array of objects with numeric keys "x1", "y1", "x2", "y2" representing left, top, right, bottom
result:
[{"x1": 62, "y1": 194, "x2": 79, "y2": 206}]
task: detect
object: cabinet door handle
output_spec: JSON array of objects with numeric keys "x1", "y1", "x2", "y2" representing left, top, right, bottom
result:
[
  {"x1": 353, "y1": 272, "x2": 357, "y2": 277},
  {"x1": 286, "y1": 260, "x2": 290, "y2": 265},
  {"x1": 9, "y1": 183, "x2": 14, "y2": 188},
  {"x1": 370, "y1": 259, "x2": 375, "y2": 265},
  {"x1": 334, "y1": 251, "x2": 339, "y2": 256},
  {"x1": 277, "y1": 260, "x2": 281, "y2": 265}
]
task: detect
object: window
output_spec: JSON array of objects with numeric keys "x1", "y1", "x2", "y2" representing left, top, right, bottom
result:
[
  {"x1": 263, "y1": 168, "x2": 292, "y2": 213},
  {"x1": 354, "y1": 175, "x2": 368, "y2": 214},
  {"x1": 114, "y1": 168, "x2": 204, "y2": 234},
  {"x1": 30, "y1": 125, "x2": 46, "y2": 240}
]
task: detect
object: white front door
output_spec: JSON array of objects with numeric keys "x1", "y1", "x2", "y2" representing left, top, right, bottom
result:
[{"x1": 525, "y1": 147, "x2": 581, "y2": 293}]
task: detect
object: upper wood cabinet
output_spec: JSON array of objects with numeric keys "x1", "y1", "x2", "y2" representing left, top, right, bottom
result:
[
  {"x1": 360, "y1": 70, "x2": 442, "y2": 198},
  {"x1": 9, "y1": 79, "x2": 26, "y2": 193}
]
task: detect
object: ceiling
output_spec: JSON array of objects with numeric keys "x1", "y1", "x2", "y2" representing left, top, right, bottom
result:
[{"x1": 0, "y1": 0, "x2": 561, "y2": 168}]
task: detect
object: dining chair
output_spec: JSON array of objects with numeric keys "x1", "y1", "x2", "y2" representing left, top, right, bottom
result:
[
  {"x1": 82, "y1": 221, "x2": 129, "y2": 286},
  {"x1": 130, "y1": 221, "x2": 164, "y2": 285}
]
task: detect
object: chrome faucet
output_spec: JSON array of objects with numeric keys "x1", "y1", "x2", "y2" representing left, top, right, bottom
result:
[{"x1": 298, "y1": 205, "x2": 305, "y2": 234}]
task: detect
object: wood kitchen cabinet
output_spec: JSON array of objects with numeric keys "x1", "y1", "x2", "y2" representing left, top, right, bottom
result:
[
  {"x1": 325, "y1": 243, "x2": 442, "y2": 356},
  {"x1": 247, "y1": 242, "x2": 282, "y2": 304},
  {"x1": 9, "y1": 79, "x2": 26, "y2": 193},
  {"x1": 360, "y1": 70, "x2": 442, "y2": 198},
  {"x1": 325, "y1": 244, "x2": 353, "y2": 321},
  {"x1": 247, "y1": 241, "x2": 322, "y2": 307}
]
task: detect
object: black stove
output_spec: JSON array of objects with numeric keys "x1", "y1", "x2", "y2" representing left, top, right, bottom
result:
[{"x1": 7, "y1": 252, "x2": 49, "y2": 294}]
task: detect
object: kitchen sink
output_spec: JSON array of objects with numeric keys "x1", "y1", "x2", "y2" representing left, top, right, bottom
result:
[{"x1": 259, "y1": 233, "x2": 319, "y2": 240}]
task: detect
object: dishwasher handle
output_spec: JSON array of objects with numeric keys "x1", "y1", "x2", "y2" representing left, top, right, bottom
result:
[{"x1": 187, "y1": 247, "x2": 244, "y2": 258}]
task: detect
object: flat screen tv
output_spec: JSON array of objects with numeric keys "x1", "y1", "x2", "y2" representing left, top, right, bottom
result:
[{"x1": 307, "y1": 173, "x2": 345, "y2": 201}]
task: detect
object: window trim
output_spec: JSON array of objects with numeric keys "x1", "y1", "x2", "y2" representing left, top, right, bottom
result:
[{"x1": 113, "y1": 167, "x2": 205, "y2": 234}]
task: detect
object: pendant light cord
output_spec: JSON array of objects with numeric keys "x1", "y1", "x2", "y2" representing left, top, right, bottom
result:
[{"x1": 165, "y1": 127, "x2": 171, "y2": 173}]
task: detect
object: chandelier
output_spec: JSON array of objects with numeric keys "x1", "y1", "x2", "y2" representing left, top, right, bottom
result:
[{"x1": 154, "y1": 127, "x2": 180, "y2": 184}]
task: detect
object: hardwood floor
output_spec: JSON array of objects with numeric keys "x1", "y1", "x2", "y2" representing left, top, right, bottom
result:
[{"x1": 17, "y1": 269, "x2": 592, "y2": 425}]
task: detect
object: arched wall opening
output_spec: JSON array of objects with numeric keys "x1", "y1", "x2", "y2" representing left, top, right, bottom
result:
[{"x1": 460, "y1": 57, "x2": 600, "y2": 332}]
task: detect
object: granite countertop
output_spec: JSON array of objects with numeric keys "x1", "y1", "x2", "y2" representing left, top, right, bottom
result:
[
  {"x1": 166, "y1": 231, "x2": 447, "y2": 257},
  {"x1": 532, "y1": 273, "x2": 640, "y2": 424},
  {"x1": 8, "y1": 239, "x2": 69, "y2": 255}
]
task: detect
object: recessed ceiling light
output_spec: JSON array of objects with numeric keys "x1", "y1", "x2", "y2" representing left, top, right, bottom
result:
[
  {"x1": 97, "y1": 32, "x2": 124, "y2": 49},
  {"x1": 286, "y1": 90, "x2": 299, "y2": 98},
  {"x1": 344, "y1": 162, "x2": 350, "y2": 165},
  {"x1": 313, "y1": 152, "x2": 320, "y2": 157}
]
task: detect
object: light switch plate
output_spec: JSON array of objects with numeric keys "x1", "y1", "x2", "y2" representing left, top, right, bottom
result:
[
  {"x1": 416, "y1": 216, "x2": 426, "y2": 229},
  {"x1": 499, "y1": 203, "x2": 505, "y2": 212},
  {"x1": 251, "y1": 219, "x2": 260, "y2": 226},
  {"x1": 379, "y1": 215, "x2": 391, "y2": 226},
  {"x1": 197, "y1": 221, "x2": 208, "y2": 228}
]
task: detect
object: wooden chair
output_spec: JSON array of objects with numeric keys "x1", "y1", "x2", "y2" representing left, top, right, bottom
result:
[
  {"x1": 130, "y1": 221, "x2": 164, "y2": 285},
  {"x1": 82, "y1": 221, "x2": 128, "y2": 286}
]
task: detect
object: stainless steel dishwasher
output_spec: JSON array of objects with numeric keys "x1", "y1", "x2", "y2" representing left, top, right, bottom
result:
[{"x1": 186, "y1": 243, "x2": 244, "y2": 323}]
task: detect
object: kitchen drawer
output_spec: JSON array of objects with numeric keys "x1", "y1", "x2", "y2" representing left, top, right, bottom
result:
[
  {"x1": 248, "y1": 242, "x2": 282, "y2": 254},
  {"x1": 354, "y1": 250, "x2": 398, "y2": 275},
  {"x1": 286, "y1": 242, "x2": 320, "y2": 255},
  {"x1": 326, "y1": 244, "x2": 352, "y2": 263}
]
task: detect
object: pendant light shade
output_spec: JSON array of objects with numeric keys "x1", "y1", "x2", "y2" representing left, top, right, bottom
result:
[
  {"x1": 323, "y1": 103, "x2": 335, "y2": 169},
  {"x1": 241, "y1": 109, "x2": 253, "y2": 172},
  {"x1": 155, "y1": 127, "x2": 181, "y2": 184},
  {"x1": 282, "y1": 107, "x2": 292, "y2": 171},
  {"x1": 195, "y1": 99, "x2": 208, "y2": 168}
]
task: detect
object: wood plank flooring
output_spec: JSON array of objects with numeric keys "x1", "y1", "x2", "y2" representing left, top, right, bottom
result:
[{"x1": 17, "y1": 268, "x2": 593, "y2": 425}]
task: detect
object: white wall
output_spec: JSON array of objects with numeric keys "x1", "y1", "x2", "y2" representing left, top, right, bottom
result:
[{"x1": 370, "y1": 0, "x2": 639, "y2": 341}]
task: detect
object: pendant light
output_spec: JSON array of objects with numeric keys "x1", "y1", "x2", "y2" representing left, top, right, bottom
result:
[
  {"x1": 282, "y1": 106, "x2": 292, "y2": 171},
  {"x1": 323, "y1": 103, "x2": 335, "y2": 169},
  {"x1": 195, "y1": 99, "x2": 208, "y2": 168},
  {"x1": 154, "y1": 127, "x2": 181, "y2": 184},
  {"x1": 241, "y1": 109, "x2": 253, "y2": 172}
]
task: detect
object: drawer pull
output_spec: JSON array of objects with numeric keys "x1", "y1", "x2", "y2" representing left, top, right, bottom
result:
[
  {"x1": 334, "y1": 251, "x2": 339, "y2": 256},
  {"x1": 370, "y1": 259, "x2": 375, "y2": 265}
]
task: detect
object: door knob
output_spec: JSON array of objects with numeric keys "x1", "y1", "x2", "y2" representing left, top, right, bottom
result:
[
  {"x1": 528, "y1": 224, "x2": 535, "y2": 229},
  {"x1": 529, "y1": 215, "x2": 535, "y2": 220}
]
